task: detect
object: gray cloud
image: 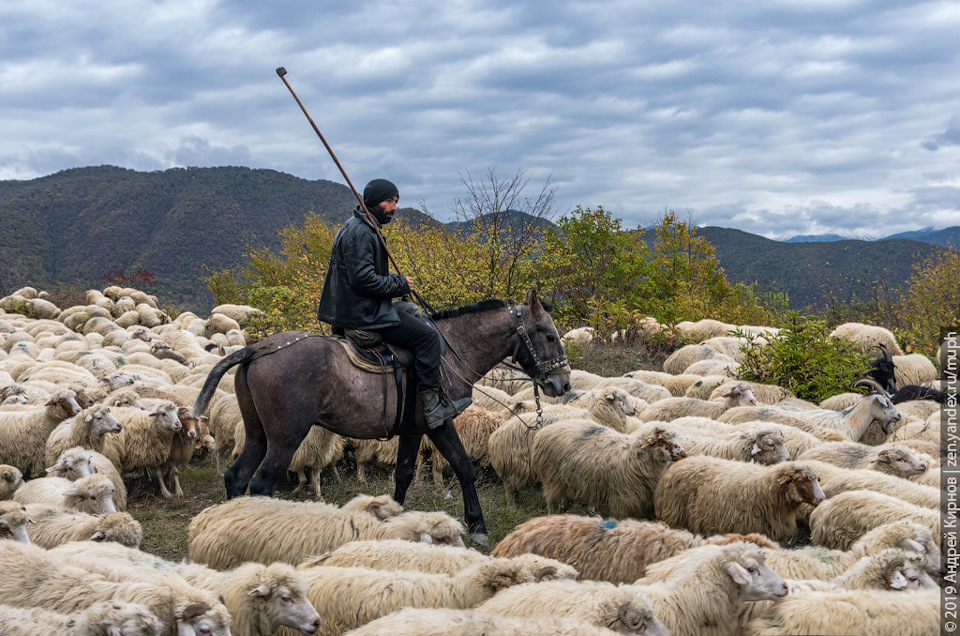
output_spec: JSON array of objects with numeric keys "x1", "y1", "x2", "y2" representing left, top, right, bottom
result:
[{"x1": 1, "y1": 0, "x2": 959, "y2": 238}]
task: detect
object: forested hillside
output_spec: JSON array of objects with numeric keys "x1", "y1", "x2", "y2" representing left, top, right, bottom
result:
[{"x1": 0, "y1": 166, "x2": 944, "y2": 312}]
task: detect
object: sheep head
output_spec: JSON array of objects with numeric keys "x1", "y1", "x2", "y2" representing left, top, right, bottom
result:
[
  {"x1": 639, "y1": 428, "x2": 686, "y2": 462},
  {"x1": 722, "y1": 545, "x2": 789, "y2": 602},
  {"x1": 750, "y1": 429, "x2": 790, "y2": 464},
  {"x1": 870, "y1": 446, "x2": 927, "y2": 476},
  {"x1": 776, "y1": 465, "x2": 825, "y2": 506}
]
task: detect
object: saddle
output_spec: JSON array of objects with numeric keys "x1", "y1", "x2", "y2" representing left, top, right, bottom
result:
[{"x1": 333, "y1": 333, "x2": 414, "y2": 374}]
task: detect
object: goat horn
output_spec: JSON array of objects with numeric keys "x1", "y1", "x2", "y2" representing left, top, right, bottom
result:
[
  {"x1": 874, "y1": 343, "x2": 893, "y2": 362},
  {"x1": 854, "y1": 377, "x2": 888, "y2": 395}
]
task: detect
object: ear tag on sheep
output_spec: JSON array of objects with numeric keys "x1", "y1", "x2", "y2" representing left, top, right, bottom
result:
[{"x1": 724, "y1": 561, "x2": 752, "y2": 586}]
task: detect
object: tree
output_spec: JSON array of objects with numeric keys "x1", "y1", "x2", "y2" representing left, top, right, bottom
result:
[
  {"x1": 534, "y1": 206, "x2": 653, "y2": 335},
  {"x1": 442, "y1": 167, "x2": 556, "y2": 299},
  {"x1": 896, "y1": 244, "x2": 960, "y2": 355}
]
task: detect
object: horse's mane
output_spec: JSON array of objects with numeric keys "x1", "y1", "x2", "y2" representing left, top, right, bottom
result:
[
  {"x1": 430, "y1": 299, "x2": 508, "y2": 321},
  {"x1": 428, "y1": 296, "x2": 554, "y2": 322}
]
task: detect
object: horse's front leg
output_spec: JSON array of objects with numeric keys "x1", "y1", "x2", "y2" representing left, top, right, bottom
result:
[
  {"x1": 393, "y1": 434, "x2": 422, "y2": 505},
  {"x1": 426, "y1": 421, "x2": 488, "y2": 547}
]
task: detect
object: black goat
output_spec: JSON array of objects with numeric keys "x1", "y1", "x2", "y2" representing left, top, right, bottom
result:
[
  {"x1": 855, "y1": 377, "x2": 949, "y2": 404},
  {"x1": 867, "y1": 343, "x2": 897, "y2": 392}
]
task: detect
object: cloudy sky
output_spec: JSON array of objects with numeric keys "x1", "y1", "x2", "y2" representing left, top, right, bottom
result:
[{"x1": 2, "y1": 0, "x2": 958, "y2": 239}]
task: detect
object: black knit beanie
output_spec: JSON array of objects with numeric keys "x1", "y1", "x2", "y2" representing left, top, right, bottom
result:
[{"x1": 363, "y1": 179, "x2": 399, "y2": 209}]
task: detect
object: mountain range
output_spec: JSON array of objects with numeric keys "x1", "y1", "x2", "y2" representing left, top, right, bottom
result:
[{"x1": 0, "y1": 166, "x2": 948, "y2": 313}]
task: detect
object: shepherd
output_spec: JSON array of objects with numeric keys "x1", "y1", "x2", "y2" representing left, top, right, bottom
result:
[{"x1": 316, "y1": 178, "x2": 472, "y2": 429}]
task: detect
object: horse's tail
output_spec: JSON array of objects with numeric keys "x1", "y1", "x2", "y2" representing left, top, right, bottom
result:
[{"x1": 192, "y1": 346, "x2": 256, "y2": 416}]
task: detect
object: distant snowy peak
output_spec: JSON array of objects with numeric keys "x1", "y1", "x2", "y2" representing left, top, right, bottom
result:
[{"x1": 779, "y1": 226, "x2": 959, "y2": 246}]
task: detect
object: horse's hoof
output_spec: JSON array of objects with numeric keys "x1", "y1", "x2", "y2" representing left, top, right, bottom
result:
[{"x1": 470, "y1": 532, "x2": 490, "y2": 548}]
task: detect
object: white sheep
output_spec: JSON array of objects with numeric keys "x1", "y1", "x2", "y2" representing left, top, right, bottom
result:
[
  {"x1": 101, "y1": 402, "x2": 182, "y2": 476},
  {"x1": 0, "y1": 501, "x2": 31, "y2": 543},
  {"x1": 762, "y1": 519, "x2": 943, "y2": 581},
  {"x1": 0, "y1": 600, "x2": 162, "y2": 636},
  {"x1": 44, "y1": 404, "x2": 123, "y2": 468},
  {"x1": 44, "y1": 446, "x2": 98, "y2": 481},
  {"x1": 654, "y1": 457, "x2": 825, "y2": 544},
  {"x1": 742, "y1": 588, "x2": 937, "y2": 636},
  {"x1": 892, "y1": 352, "x2": 939, "y2": 388},
  {"x1": 708, "y1": 380, "x2": 792, "y2": 405},
  {"x1": 531, "y1": 420, "x2": 686, "y2": 517},
  {"x1": 205, "y1": 312, "x2": 242, "y2": 337},
  {"x1": 0, "y1": 465, "x2": 23, "y2": 500},
  {"x1": 14, "y1": 472, "x2": 117, "y2": 515},
  {"x1": 310, "y1": 539, "x2": 578, "y2": 582},
  {"x1": 473, "y1": 578, "x2": 668, "y2": 634},
  {"x1": 829, "y1": 322, "x2": 905, "y2": 356},
  {"x1": 171, "y1": 560, "x2": 321, "y2": 636},
  {"x1": 663, "y1": 343, "x2": 733, "y2": 375},
  {"x1": 632, "y1": 542, "x2": 789, "y2": 636},
  {"x1": 808, "y1": 490, "x2": 939, "y2": 551},
  {"x1": 55, "y1": 535, "x2": 322, "y2": 636},
  {"x1": 343, "y1": 608, "x2": 620, "y2": 636},
  {"x1": 210, "y1": 303, "x2": 263, "y2": 328},
  {"x1": 187, "y1": 495, "x2": 465, "y2": 569},
  {"x1": 803, "y1": 460, "x2": 940, "y2": 511},
  {"x1": 674, "y1": 318, "x2": 737, "y2": 343},
  {"x1": 674, "y1": 423, "x2": 791, "y2": 465},
  {"x1": 561, "y1": 326, "x2": 595, "y2": 347},
  {"x1": 624, "y1": 369, "x2": 704, "y2": 396},
  {"x1": 798, "y1": 441, "x2": 929, "y2": 477},
  {"x1": 682, "y1": 356, "x2": 739, "y2": 376},
  {"x1": 22, "y1": 506, "x2": 142, "y2": 548},
  {"x1": 284, "y1": 560, "x2": 534, "y2": 636},
  {"x1": 636, "y1": 381, "x2": 757, "y2": 422},
  {"x1": 0, "y1": 390, "x2": 82, "y2": 477},
  {"x1": 0, "y1": 540, "x2": 230, "y2": 636},
  {"x1": 491, "y1": 513, "x2": 780, "y2": 584}
]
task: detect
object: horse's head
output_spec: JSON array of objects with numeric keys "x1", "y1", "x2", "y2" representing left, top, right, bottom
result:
[{"x1": 511, "y1": 290, "x2": 571, "y2": 398}]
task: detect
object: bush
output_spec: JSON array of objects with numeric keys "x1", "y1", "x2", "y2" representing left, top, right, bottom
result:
[{"x1": 735, "y1": 313, "x2": 872, "y2": 403}]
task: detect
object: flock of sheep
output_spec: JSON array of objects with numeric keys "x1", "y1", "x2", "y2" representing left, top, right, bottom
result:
[{"x1": 0, "y1": 285, "x2": 949, "y2": 635}]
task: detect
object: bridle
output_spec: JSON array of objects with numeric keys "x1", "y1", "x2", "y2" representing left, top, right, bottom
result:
[{"x1": 506, "y1": 302, "x2": 570, "y2": 385}]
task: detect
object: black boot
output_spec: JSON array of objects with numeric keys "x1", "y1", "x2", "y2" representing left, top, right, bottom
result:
[{"x1": 420, "y1": 388, "x2": 472, "y2": 429}]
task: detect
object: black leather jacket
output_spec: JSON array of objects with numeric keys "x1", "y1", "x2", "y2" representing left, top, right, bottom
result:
[{"x1": 316, "y1": 208, "x2": 410, "y2": 330}]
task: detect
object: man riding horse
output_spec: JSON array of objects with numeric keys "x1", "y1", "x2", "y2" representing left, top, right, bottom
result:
[{"x1": 317, "y1": 178, "x2": 473, "y2": 429}]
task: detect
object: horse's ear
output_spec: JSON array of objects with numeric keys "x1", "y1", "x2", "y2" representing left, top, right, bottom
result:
[{"x1": 525, "y1": 290, "x2": 544, "y2": 319}]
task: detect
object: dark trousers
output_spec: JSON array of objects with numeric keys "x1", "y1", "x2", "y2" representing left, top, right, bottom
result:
[{"x1": 374, "y1": 311, "x2": 442, "y2": 391}]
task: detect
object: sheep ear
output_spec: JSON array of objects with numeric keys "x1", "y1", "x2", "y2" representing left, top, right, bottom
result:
[
  {"x1": 84, "y1": 413, "x2": 94, "y2": 423},
  {"x1": 724, "y1": 562, "x2": 752, "y2": 586},
  {"x1": 90, "y1": 530, "x2": 106, "y2": 541},
  {"x1": 181, "y1": 603, "x2": 210, "y2": 621},
  {"x1": 45, "y1": 465, "x2": 58, "y2": 474},
  {"x1": 419, "y1": 532, "x2": 434, "y2": 544},
  {"x1": 99, "y1": 377, "x2": 110, "y2": 384},
  {"x1": 869, "y1": 452, "x2": 887, "y2": 464},
  {"x1": 247, "y1": 584, "x2": 270, "y2": 598},
  {"x1": 751, "y1": 443, "x2": 761, "y2": 457},
  {"x1": 62, "y1": 487, "x2": 81, "y2": 497},
  {"x1": 889, "y1": 571, "x2": 907, "y2": 590},
  {"x1": 107, "y1": 628, "x2": 122, "y2": 636}
]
